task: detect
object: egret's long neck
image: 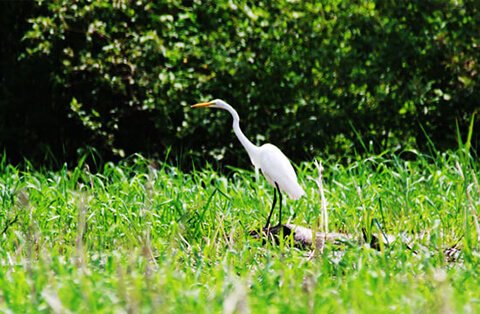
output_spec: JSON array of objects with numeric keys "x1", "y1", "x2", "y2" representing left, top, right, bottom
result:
[{"x1": 223, "y1": 104, "x2": 259, "y2": 165}]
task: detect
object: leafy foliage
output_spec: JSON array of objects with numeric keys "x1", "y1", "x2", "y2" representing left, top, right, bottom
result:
[{"x1": 2, "y1": 0, "x2": 480, "y2": 166}]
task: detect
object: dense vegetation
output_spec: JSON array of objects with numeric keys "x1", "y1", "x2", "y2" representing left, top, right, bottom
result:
[
  {"x1": 1, "y1": 150, "x2": 479, "y2": 312},
  {"x1": 2, "y1": 2, "x2": 480, "y2": 312},
  {"x1": 1, "y1": 1, "x2": 479, "y2": 167}
]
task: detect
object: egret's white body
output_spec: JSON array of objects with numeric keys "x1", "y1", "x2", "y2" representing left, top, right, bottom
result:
[
  {"x1": 256, "y1": 144, "x2": 304, "y2": 200},
  {"x1": 192, "y1": 99, "x2": 305, "y2": 228}
]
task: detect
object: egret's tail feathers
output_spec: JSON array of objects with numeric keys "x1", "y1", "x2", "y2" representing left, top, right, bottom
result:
[{"x1": 287, "y1": 184, "x2": 305, "y2": 200}]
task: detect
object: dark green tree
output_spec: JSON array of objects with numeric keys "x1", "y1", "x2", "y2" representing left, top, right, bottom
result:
[{"x1": 1, "y1": 0, "x2": 478, "y2": 167}]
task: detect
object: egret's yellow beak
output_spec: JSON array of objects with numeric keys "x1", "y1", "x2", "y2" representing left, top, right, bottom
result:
[{"x1": 191, "y1": 101, "x2": 214, "y2": 108}]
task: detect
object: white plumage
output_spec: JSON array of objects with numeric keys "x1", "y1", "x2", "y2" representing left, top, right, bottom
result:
[
  {"x1": 257, "y1": 144, "x2": 305, "y2": 200},
  {"x1": 192, "y1": 99, "x2": 305, "y2": 228}
]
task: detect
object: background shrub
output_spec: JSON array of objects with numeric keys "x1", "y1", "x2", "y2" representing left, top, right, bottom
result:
[{"x1": 1, "y1": 0, "x2": 479, "y2": 168}]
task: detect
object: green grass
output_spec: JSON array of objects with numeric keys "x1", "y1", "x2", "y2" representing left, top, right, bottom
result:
[{"x1": 1, "y1": 151, "x2": 479, "y2": 313}]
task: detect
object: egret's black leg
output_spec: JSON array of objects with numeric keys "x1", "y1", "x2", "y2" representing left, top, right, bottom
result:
[
  {"x1": 276, "y1": 182, "x2": 282, "y2": 227},
  {"x1": 264, "y1": 185, "x2": 277, "y2": 229}
]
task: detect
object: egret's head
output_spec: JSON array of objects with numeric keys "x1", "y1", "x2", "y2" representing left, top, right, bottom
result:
[{"x1": 191, "y1": 99, "x2": 229, "y2": 110}]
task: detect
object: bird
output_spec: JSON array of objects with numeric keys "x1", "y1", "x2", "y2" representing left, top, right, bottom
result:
[{"x1": 191, "y1": 99, "x2": 305, "y2": 229}]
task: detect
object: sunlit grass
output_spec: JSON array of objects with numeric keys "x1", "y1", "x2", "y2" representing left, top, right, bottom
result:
[{"x1": 0, "y1": 151, "x2": 479, "y2": 313}]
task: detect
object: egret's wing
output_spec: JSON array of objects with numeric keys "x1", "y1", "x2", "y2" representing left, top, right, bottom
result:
[{"x1": 258, "y1": 144, "x2": 305, "y2": 199}]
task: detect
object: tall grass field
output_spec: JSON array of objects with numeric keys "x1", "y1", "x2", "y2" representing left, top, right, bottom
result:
[{"x1": 1, "y1": 150, "x2": 479, "y2": 313}]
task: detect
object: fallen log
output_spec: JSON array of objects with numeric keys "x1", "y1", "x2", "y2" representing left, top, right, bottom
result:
[
  {"x1": 250, "y1": 223, "x2": 353, "y2": 250},
  {"x1": 249, "y1": 223, "x2": 463, "y2": 263}
]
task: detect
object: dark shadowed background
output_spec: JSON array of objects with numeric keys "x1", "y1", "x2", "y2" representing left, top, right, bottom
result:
[{"x1": 1, "y1": 0, "x2": 479, "y2": 169}]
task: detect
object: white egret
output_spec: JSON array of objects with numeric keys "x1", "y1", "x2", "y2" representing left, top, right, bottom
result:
[{"x1": 191, "y1": 99, "x2": 305, "y2": 229}]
